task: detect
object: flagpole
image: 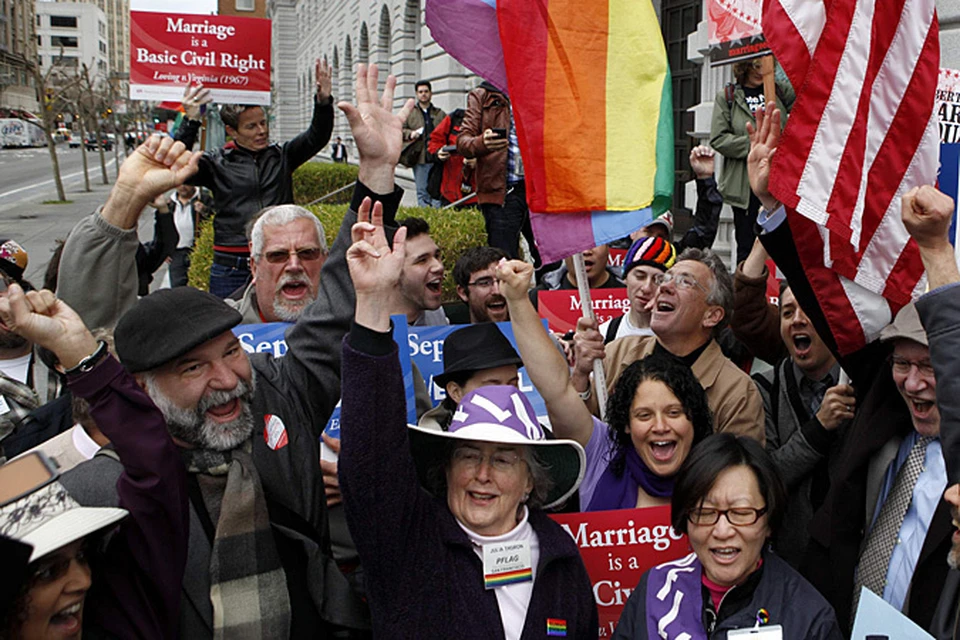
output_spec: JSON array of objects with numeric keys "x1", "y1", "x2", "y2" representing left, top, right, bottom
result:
[
  {"x1": 572, "y1": 253, "x2": 608, "y2": 420},
  {"x1": 761, "y1": 55, "x2": 776, "y2": 106}
]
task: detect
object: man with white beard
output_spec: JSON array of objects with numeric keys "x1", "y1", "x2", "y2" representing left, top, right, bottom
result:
[
  {"x1": 230, "y1": 205, "x2": 328, "y2": 324},
  {"x1": 56, "y1": 63, "x2": 409, "y2": 638}
]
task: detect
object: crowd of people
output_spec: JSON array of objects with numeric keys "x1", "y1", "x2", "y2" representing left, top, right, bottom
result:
[{"x1": 0, "y1": 56, "x2": 958, "y2": 640}]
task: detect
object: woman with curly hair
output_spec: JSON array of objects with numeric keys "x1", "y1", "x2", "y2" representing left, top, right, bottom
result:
[{"x1": 500, "y1": 259, "x2": 713, "y2": 511}]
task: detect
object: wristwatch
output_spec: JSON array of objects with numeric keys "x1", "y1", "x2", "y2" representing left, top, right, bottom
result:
[{"x1": 65, "y1": 340, "x2": 109, "y2": 375}]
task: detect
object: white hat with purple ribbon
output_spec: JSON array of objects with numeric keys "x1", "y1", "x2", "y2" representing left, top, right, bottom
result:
[{"x1": 408, "y1": 385, "x2": 585, "y2": 508}]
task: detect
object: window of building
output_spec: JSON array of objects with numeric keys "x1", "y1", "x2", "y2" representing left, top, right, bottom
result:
[
  {"x1": 51, "y1": 36, "x2": 79, "y2": 48},
  {"x1": 99, "y1": 41, "x2": 106, "y2": 53},
  {"x1": 37, "y1": 35, "x2": 42, "y2": 46},
  {"x1": 236, "y1": 0, "x2": 255, "y2": 11},
  {"x1": 56, "y1": 56, "x2": 79, "y2": 68},
  {"x1": 37, "y1": 15, "x2": 42, "y2": 26},
  {"x1": 50, "y1": 16, "x2": 78, "y2": 28}
]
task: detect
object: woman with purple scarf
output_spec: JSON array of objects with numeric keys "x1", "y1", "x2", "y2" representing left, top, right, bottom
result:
[
  {"x1": 612, "y1": 434, "x2": 842, "y2": 639},
  {"x1": 501, "y1": 259, "x2": 712, "y2": 511}
]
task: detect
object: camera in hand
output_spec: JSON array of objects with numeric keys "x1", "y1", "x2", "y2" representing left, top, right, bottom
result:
[
  {"x1": 491, "y1": 128, "x2": 508, "y2": 139},
  {"x1": 441, "y1": 144, "x2": 458, "y2": 155}
]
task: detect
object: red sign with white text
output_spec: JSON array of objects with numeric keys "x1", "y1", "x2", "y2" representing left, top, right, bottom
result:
[
  {"x1": 550, "y1": 507, "x2": 691, "y2": 636},
  {"x1": 538, "y1": 288, "x2": 629, "y2": 334},
  {"x1": 130, "y1": 11, "x2": 271, "y2": 105}
]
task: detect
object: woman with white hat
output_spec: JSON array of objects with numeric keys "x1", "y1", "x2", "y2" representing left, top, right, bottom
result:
[
  {"x1": 338, "y1": 202, "x2": 598, "y2": 639},
  {"x1": 0, "y1": 283, "x2": 187, "y2": 640}
]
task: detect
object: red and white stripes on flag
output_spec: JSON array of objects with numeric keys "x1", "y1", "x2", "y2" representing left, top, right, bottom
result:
[{"x1": 762, "y1": 0, "x2": 940, "y2": 355}]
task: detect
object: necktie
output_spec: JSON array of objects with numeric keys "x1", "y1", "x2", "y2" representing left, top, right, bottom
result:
[
  {"x1": 808, "y1": 375, "x2": 832, "y2": 418},
  {"x1": 851, "y1": 436, "x2": 934, "y2": 617}
]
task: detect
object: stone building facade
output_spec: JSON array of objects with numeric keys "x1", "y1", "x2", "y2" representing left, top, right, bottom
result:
[{"x1": 0, "y1": 0, "x2": 38, "y2": 112}]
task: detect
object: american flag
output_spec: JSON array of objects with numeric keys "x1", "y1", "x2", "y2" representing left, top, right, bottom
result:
[{"x1": 762, "y1": 0, "x2": 940, "y2": 354}]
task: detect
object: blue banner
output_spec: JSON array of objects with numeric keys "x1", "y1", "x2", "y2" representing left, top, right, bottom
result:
[
  {"x1": 404, "y1": 321, "x2": 549, "y2": 421},
  {"x1": 233, "y1": 319, "x2": 417, "y2": 440},
  {"x1": 940, "y1": 143, "x2": 960, "y2": 250}
]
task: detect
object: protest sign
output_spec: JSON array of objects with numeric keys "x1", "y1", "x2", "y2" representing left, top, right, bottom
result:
[
  {"x1": 406, "y1": 321, "x2": 549, "y2": 421},
  {"x1": 550, "y1": 507, "x2": 690, "y2": 636},
  {"x1": 850, "y1": 587, "x2": 934, "y2": 640},
  {"x1": 130, "y1": 11, "x2": 271, "y2": 104},
  {"x1": 538, "y1": 289, "x2": 629, "y2": 335},
  {"x1": 938, "y1": 70, "x2": 960, "y2": 257},
  {"x1": 607, "y1": 248, "x2": 627, "y2": 271},
  {"x1": 232, "y1": 319, "x2": 417, "y2": 444},
  {"x1": 940, "y1": 68, "x2": 960, "y2": 145},
  {"x1": 706, "y1": 0, "x2": 768, "y2": 66}
]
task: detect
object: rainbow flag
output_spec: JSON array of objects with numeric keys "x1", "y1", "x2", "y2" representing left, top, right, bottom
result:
[
  {"x1": 425, "y1": 0, "x2": 507, "y2": 92},
  {"x1": 546, "y1": 618, "x2": 568, "y2": 636},
  {"x1": 426, "y1": 0, "x2": 673, "y2": 263},
  {"x1": 483, "y1": 567, "x2": 533, "y2": 588}
]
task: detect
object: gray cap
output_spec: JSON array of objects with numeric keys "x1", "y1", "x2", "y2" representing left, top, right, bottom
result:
[{"x1": 879, "y1": 303, "x2": 928, "y2": 347}]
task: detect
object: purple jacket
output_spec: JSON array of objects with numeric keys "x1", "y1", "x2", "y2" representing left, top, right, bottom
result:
[
  {"x1": 338, "y1": 327, "x2": 598, "y2": 640},
  {"x1": 72, "y1": 356, "x2": 188, "y2": 640}
]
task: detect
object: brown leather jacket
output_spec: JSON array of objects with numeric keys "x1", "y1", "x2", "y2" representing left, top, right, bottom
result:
[{"x1": 456, "y1": 83, "x2": 511, "y2": 206}]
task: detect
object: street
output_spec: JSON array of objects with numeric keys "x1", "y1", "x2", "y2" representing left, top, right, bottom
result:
[{"x1": 0, "y1": 143, "x2": 124, "y2": 285}]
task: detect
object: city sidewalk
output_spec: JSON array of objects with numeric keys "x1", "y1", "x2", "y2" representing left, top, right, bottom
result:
[{"x1": 3, "y1": 177, "x2": 118, "y2": 287}]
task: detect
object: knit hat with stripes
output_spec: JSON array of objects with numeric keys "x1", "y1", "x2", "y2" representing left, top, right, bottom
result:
[{"x1": 622, "y1": 236, "x2": 677, "y2": 277}]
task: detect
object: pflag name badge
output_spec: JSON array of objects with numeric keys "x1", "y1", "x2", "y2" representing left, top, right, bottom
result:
[
  {"x1": 546, "y1": 618, "x2": 567, "y2": 636},
  {"x1": 728, "y1": 625, "x2": 783, "y2": 639},
  {"x1": 482, "y1": 541, "x2": 532, "y2": 589}
]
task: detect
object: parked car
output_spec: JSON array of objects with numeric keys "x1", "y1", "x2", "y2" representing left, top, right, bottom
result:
[
  {"x1": 67, "y1": 134, "x2": 81, "y2": 148},
  {"x1": 84, "y1": 134, "x2": 113, "y2": 151}
]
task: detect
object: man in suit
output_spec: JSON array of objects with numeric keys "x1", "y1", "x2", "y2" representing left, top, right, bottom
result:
[{"x1": 747, "y1": 100, "x2": 952, "y2": 632}]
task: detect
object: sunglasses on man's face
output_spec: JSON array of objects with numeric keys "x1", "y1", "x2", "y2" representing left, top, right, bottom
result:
[{"x1": 261, "y1": 247, "x2": 324, "y2": 265}]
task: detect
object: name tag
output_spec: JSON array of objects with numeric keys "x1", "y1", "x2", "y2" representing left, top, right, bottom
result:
[
  {"x1": 728, "y1": 625, "x2": 784, "y2": 640},
  {"x1": 482, "y1": 541, "x2": 532, "y2": 589}
]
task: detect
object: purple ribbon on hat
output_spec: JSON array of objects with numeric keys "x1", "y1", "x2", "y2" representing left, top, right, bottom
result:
[{"x1": 451, "y1": 386, "x2": 545, "y2": 441}]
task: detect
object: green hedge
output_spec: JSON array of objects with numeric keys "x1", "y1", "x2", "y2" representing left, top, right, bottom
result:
[
  {"x1": 291, "y1": 162, "x2": 360, "y2": 205},
  {"x1": 188, "y1": 204, "x2": 486, "y2": 303}
]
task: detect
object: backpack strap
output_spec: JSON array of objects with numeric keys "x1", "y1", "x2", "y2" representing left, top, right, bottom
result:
[
  {"x1": 724, "y1": 83, "x2": 736, "y2": 108},
  {"x1": 603, "y1": 315, "x2": 623, "y2": 345}
]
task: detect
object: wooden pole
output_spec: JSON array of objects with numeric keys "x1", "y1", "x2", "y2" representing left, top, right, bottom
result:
[
  {"x1": 761, "y1": 55, "x2": 776, "y2": 106},
  {"x1": 572, "y1": 253, "x2": 608, "y2": 420}
]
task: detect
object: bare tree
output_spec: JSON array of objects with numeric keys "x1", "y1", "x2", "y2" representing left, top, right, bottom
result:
[
  {"x1": 79, "y1": 63, "x2": 109, "y2": 185},
  {"x1": 32, "y1": 54, "x2": 81, "y2": 201}
]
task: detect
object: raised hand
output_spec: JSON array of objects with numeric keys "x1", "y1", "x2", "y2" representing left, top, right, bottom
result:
[
  {"x1": 901, "y1": 185, "x2": 956, "y2": 251},
  {"x1": 102, "y1": 135, "x2": 201, "y2": 229},
  {"x1": 746, "y1": 101, "x2": 782, "y2": 210},
  {"x1": 496, "y1": 259, "x2": 534, "y2": 302},
  {"x1": 348, "y1": 196, "x2": 406, "y2": 331},
  {"x1": 181, "y1": 83, "x2": 212, "y2": 120},
  {"x1": 689, "y1": 145, "x2": 715, "y2": 179},
  {"x1": 0, "y1": 284, "x2": 97, "y2": 370},
  {"x1": 572, "y1": 317, "x2": 605, "y2": 380},
  {"x1": 315, "y1": 58, "x2": 333, "y2": 103},
  {"x1": 338, "y1": 64, "x2": 414, "y2": 192}
]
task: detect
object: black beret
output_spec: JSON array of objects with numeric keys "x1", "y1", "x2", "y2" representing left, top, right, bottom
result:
[{"x1": 115, "y1": 288, "x2": 243, "y2": 373}]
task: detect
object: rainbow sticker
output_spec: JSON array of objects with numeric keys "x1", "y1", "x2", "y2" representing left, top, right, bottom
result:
[
  {"x1": 546, "y1": 618, "x2": 567, "y2": 637},
  {"x1": 483, "y1": 567, "x2": 533, "y2": 589}
]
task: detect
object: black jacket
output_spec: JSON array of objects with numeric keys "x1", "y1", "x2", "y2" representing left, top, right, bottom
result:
[
  {"x1": 175, "y1": 97, "x2": 334, "y2": 247},
  {"x1": 613, "y1": 550, "x2": 843, "y2": 639}
]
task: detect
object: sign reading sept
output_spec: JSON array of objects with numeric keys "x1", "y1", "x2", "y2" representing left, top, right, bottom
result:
[{"x1": 129, "y1": 11, "x2": 271, "y2": 105}]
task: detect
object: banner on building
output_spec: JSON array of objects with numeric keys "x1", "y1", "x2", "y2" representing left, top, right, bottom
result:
[
  {"x1": 707, "y1": 0, "x2": 769, "y2": 66},
  {"x1": 129, "y1": 11, "x2": 271, "y2": 105},
  {"x1": 538, "y1": 289, "x2": 629, "y2": 335},
  {"x1": 550, "y1": 507, "x2": 691, "y2": 635}
]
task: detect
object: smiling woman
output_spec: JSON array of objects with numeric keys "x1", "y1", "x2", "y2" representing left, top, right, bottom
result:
[{"x1": 611, "y1": 434, "x2": 844, "y2": 640}]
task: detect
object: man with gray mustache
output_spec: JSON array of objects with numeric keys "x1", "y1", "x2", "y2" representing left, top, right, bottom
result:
[{"x1": 228, "y1": 205, "x2": 329, "y2": 324}]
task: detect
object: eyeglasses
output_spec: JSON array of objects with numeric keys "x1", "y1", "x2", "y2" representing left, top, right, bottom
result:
[
  {"x1": 890, "y1": 356, "x2": 935, "y2": 377},
  {"x1": 687, "y1": 506, "x2": 768, "y2": 526},
  {"x1": 467, "y1": 276, "x2": 500, "y2": 289},
  {"x1": 261, "y1": 247, "x2": 324, "y2": 264},
  {"x1": 452, "y1": 447, "x2": 523, "y2": 472},
  {"x1": 653, "y1": 272, "x2": 709, "y2": 294}
]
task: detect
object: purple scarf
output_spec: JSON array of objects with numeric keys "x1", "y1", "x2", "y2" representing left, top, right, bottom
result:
[
  {"x1": 586, "y1": 445, "x2": 675, "y2": 511},
  {"x1": 645, "y1": 553, "x2": 707, "y2": 640}
]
